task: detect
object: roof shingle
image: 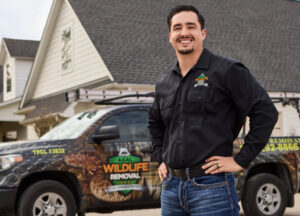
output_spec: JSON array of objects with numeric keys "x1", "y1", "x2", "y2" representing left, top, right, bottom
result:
[
  {"x1": 69, "y1": 0, "x2": 300, "y2": 92},
  {"x1": 4, "y1": 38, "x2": 39, "y2": 58}
]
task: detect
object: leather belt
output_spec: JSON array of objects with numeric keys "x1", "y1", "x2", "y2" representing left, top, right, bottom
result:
[{"x1": 168, "y1": 162, "x2": 209, "y2": 180}]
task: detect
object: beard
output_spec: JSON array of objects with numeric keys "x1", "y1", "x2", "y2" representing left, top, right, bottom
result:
[{"x1": 178, "y1": 48, "x2": 194, "y2": 54}]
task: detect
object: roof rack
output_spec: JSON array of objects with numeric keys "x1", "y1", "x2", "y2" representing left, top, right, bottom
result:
[
  {"x1": 66, "y1": 88, "x2": 155, "y2": 105},
  {"x1": 269, "y1": 92, "x2": 300, "y2": 117},
  {"x1": 66, "y1": 89, "x2": 300, "y2": 116}
]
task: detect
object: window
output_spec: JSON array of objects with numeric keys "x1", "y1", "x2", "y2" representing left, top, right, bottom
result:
[
  {"x1": 40, "y1": 110, "x2": 107, "y2": 140},
  {"x1": 6, "y1": 64, "x2": 11, "y2": 92},
  {"x1": 100, "y1": 110, "x2": 150, "y2": 142},
  {"x1": 61, "y1": 26, "x2": 72, "y2": 71},
  {"x1": 3, "y1": 131, "x2": 17, "y2": 142}
]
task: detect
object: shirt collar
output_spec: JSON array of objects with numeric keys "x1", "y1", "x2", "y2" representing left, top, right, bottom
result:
[{"x1": 172, "y1": 48, "x2": 211, "y2": 76}]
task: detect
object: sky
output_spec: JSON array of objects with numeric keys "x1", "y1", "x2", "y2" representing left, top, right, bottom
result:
[{"x1": 0, "y1": 0, "x2": 53, "y2": 42}]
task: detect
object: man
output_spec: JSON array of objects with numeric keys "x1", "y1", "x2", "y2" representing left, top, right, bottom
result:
[{"x1": 148, "y1": 5, "x2": 278, "y2": 216}]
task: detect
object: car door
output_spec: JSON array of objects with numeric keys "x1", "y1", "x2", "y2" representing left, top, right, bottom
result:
[{"x1": 86, "y1": 106, "x2": 161, "y2": 208}]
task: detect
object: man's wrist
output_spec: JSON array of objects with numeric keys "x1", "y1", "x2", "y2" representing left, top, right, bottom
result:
[
  {"x1": 233, "y1": 156, "x2": 247, "y2": 169},
  {"x1": 158, "y1": 161, "x2": 164, "y2": 167}
]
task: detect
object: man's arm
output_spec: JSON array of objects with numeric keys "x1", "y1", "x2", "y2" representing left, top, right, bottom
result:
[
  {"x1": 148, "y1": 98, "x2": 165, "y2": 165},
  {"x1": 148, "y1": 96, "x2": 168, "y2": 181},
  {"x1": 203, "y1": 62, "x2": 278, "y2": 173},
  {"x1": 226, "y1": 63, "x2": 278, "y2": 169}
]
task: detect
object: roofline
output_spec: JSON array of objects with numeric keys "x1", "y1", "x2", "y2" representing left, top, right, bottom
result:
[
  {"x1": 0, "y1": 97, "x2": 21, "y2": 108},
  {"x1": 64, "y1": 0, "x2": 115, "y2": 82},
  {"x1": 23, "y1": 76, "x2": 111, "y2": 104},
  {"x1": 14, "y1": 56, "x2": 35, "y2": 61},
  {"x1": 94, "y1": 82, "x2": 155, "y2": 91},
  {"x1": 0, "y1": 38, "x2": 11, "y2": 65},
  {"x1": 20, "y1": 0, "x2": 61, "y2": 109},
  {"x1": 19, "y1": 112, "x2": 61, "y2": 125},
  {"x1": 2, "y1": 37, "x2": 39, "y2": 42},
  {"x1": 14, "y1": 105, "x2": 36, "y2": 115},
  {"x1": 268, "y1": 90, "x2": 300, "y2": 93}
]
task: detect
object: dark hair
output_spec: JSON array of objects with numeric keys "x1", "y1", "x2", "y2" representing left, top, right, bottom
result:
[{"x1": 167, "y1": 5, "x2": 205, "y2": 30}]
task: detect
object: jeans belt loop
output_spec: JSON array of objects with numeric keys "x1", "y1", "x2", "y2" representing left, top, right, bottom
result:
[{"x1": 185, "y1": 168, "x2": 191, "y2": 181}]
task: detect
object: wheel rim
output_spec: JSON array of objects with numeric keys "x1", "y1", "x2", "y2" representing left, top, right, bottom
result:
[
  {"x1": 33, "y1": 192, "x2": 67, "y2": 216},
  {"x1": 256, "y1": 183, "x2": 281, "y2": 215}
]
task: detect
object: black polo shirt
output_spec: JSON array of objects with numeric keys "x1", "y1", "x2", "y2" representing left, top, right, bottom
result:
[{"x1": 148, "y1": 48, "x2": 278, "y2": 169}]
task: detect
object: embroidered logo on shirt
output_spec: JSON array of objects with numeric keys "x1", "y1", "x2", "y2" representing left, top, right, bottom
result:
[{"x1": 194, "y1": 73, "x2": 208, "y2": 87}]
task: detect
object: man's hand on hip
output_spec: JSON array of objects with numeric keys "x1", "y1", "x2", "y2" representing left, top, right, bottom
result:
[
  {"x1": 202, "y1": 156, "x2": 243, "y2": 174},
  {"x1": 158, "y1": 162, "x2": 168, "y2": 182}
]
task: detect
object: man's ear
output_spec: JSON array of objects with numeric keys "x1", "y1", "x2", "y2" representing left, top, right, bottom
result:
[
  {"x1": 202, "y1": 28, "x2": 207, "y2": 40},
  {"x1": 168, "y1": 32, "x2": 171, "y2": 43}
]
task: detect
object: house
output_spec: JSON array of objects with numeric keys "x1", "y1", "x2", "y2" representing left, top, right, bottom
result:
[
  {"x1": 17, "y1": 0, "x2": 300, "y2": 139},
  {"x1": 0, "y1": 38, "x2": 39, "y2": 141}
]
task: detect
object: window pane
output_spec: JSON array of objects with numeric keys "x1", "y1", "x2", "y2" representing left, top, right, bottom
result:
[
  {"x1": 101, "y1": 110, "x2": 150, "y2": 142},
  {"x1": 41, "y1": 110, "x2": 106, "y2": 140},
  {"x1": 6, "y1": 64, "x2": 11, "y2": 92}
]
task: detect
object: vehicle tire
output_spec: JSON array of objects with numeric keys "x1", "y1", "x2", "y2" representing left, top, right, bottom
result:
[
  {"x1": 242, "y1": 173, "x2": 287, "y2": 216},
  {"x1": 18, "y1": 180, "x2": 76, "y2": 216}
]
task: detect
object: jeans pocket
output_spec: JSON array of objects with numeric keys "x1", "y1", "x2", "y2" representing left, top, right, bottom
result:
[
  {"x1": 191, "y1": 176, "x2": 227, "y2": 189},
  {"x1": 161, "y1": 175, "x2": 172, "y2": 190}
]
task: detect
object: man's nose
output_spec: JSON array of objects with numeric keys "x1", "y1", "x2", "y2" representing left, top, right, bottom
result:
[{"x1": 180, "y1": 27, "x2": 189, "y2": 36}]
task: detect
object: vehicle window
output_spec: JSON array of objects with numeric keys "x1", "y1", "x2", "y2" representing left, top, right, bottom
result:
[
  {"x1": 100, "y1": 110, "x2": 150, "y2": 142},
  {"x1": 40, "y1": 110, "x2": 107, "y2": 140}
]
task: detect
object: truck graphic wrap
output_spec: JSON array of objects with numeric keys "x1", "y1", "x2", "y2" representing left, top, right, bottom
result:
[
  {"x1": 0, "y1": 105, "x2": 299, "y2": 216},
  {"x1": 103, "y1": 147, "x2": 149, "y2": 196},
  {"x1": 234, "y1": 137, "x2": 300, "y2": 197}
]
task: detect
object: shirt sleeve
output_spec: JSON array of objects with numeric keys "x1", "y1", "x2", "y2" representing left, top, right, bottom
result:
[
  {"x1": 224, "y1": 63, "x2": 278, "y2": 169},
  {"x1": 148, "y1": 95, "x2": 166, "y2": 165}
]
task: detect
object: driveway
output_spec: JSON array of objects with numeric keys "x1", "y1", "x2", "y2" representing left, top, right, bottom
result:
[{"x1": 86, "y1": 194, "x2": 300, "y2": 216}]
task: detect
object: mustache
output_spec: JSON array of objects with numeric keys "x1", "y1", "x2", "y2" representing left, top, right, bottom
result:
[{"x1": 176, "y1": 36, "x2": 194, "y2": 42}]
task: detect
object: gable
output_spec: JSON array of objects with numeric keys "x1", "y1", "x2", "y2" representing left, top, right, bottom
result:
[
  {"x1": 0, "y1": 38, "x2": 38, "y2": 102},
  {"x1": 29, "y1": 0, "x2": 113, "y2": 101},
  {"x1": 0, "y1": 40, "x2": 16, "y2": 101},
  {"x1": 2, "y1": 54, "x2": 16, "y2": 101}
]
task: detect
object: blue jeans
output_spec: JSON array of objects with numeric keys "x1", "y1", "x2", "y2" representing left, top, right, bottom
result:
[{"x1": 161, "y1": 172, "x2": 240, "y2": 216}]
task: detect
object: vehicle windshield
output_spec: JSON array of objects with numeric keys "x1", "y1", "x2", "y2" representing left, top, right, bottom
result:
[{"x1": 40, "y1": 109, "x2": 107, "y2": 140}]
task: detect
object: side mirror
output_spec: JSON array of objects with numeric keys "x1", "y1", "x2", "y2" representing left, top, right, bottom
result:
[{"x1": 92, "y1": 125, "x2": 120, "y2": 142}]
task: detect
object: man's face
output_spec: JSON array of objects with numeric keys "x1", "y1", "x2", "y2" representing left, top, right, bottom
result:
[{"x1": 169, "y1": 11, "x2": 206, "y2": 55}]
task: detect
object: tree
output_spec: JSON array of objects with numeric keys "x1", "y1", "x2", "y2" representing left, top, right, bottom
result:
[{"x1": 34, "y1": 107, "x2": 65, "y2": 137}]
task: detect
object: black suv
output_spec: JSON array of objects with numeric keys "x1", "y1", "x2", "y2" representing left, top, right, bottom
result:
[{"x1": 0, "y1": 105, "x2": 160, "y2": 216}]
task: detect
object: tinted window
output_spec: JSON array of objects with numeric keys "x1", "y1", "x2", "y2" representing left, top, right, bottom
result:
[{"x1": 100, "y1": 110, "x2": 150, "y2": 142}]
